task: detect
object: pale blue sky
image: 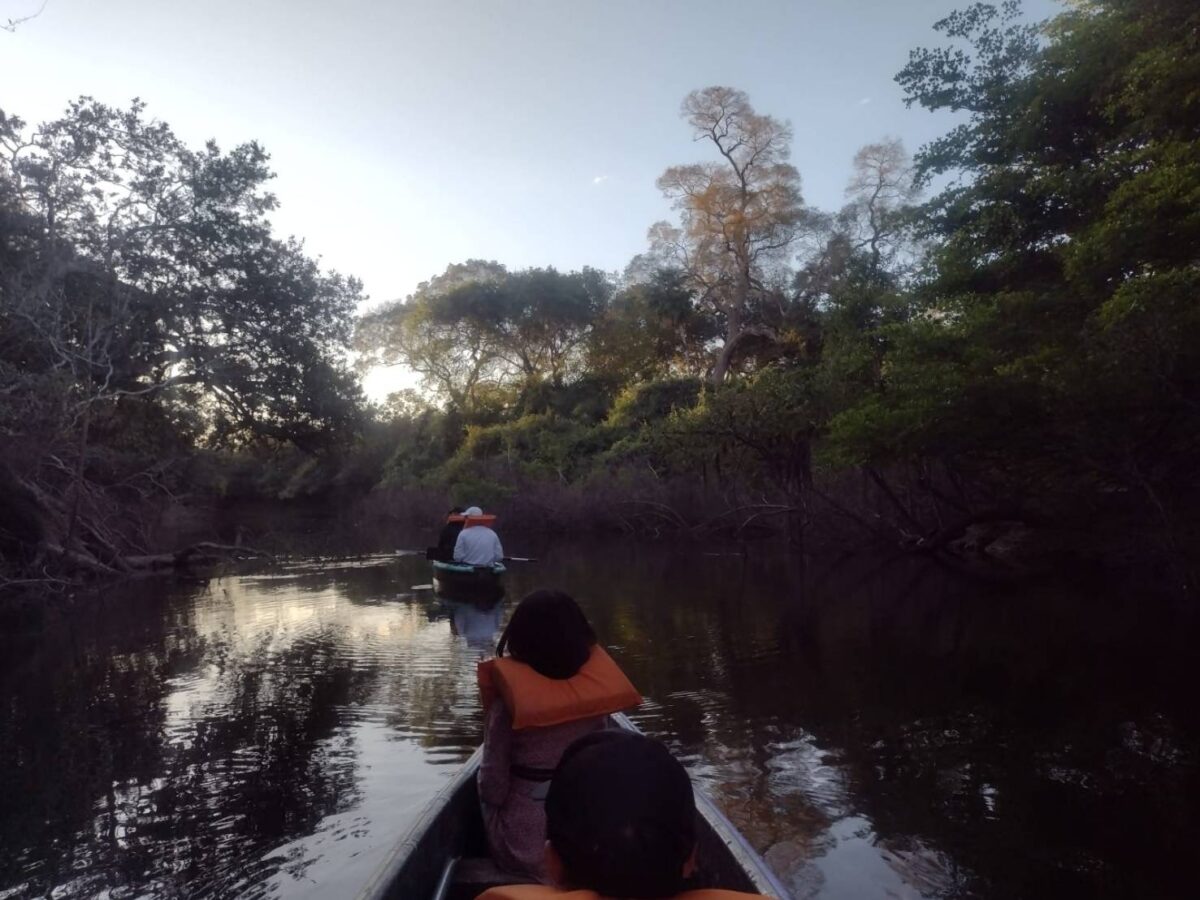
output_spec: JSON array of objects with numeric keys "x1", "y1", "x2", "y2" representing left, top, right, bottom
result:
[{"x1": 2, "y1": 0, "x2": 1059, "y2": 394}]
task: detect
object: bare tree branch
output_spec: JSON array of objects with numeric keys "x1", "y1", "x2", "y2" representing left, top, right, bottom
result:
[{"x1": 2, "y1": 1, "x2": 48, "y2": 34}]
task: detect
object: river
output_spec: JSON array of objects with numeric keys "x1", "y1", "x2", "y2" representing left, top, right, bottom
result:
[{"x1": 1, "y1": 543, "x2": 1197, "y2": 899}]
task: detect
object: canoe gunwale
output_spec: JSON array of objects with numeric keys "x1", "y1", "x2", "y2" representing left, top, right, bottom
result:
[
  {"x1": 355, "y1": 746, "x2": 483, "y2": 900},
  {"x1": 356, "y1": 714, "x2": 789, "y2": 899}
]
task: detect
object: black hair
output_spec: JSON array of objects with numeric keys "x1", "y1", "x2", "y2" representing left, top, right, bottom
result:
[
  {"x1": 448, "y1": 506, "x2": 465, "y2": 515},
  {"x1": 496, "y1": 589, "x2": 596, "y2": 680},
  {"x1": 546, "y1": 730, "x2": 697, "y2": 899}
]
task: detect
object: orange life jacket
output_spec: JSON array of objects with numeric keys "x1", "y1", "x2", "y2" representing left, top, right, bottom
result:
[
  {"x1": 476, "y1": 886, "x2": 769, "y2": 900},
  {"x1": 447, "y1": 514, "x2": 466, "y2": 523},
  {"x1": 477, "y1": 646, "x2": 642, "y2": 730},
  {"x1": 464, "y1": 513, "x2": 497, "y2": 528}
]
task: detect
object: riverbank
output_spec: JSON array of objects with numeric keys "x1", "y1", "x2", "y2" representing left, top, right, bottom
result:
[{"x1": 5, "y1": 481, "x2": 1193, "y2": 605}]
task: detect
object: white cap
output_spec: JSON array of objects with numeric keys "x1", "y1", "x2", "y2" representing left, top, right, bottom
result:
[{"x1": 464, "y1": 506, "x2": 483, "y2": 516}]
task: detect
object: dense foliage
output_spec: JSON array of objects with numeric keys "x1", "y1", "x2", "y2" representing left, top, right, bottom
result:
[
  {"x1": 0, "y1": 99, "x2": 363, "y2": 579},
  {"x1": 357, "y1": 0, "x2": 1199, "y2": 583},
  {"x1": 831, "y1": 0, "x2": 1200, "y2": 565}
]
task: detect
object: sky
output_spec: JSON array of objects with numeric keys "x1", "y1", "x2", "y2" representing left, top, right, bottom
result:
[{"x1": 0, "y1": 0, "x2": 1060, "y2": 397}]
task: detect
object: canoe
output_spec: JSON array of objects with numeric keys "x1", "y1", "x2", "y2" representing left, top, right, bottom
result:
[
  {"x1": 355, "y1": 713, "x2": 789, "y2": 900},
  {"x1": 432, "y1": 560, "x2": 506, "y2": 600}
]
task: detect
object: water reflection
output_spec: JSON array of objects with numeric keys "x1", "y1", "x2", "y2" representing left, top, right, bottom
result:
[
  {"x1": 0, "y1": 557, "x2": 488, "y2": 899},
  {"x1": 1, "y1": 547, "x2": 1197, "y2": 899},
  {"x1": 442, "y1": 598, "x2": 507, "y2": 655}
]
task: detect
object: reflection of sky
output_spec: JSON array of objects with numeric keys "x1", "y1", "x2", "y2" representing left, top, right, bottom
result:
[
  {"x1": 261, "y1": 724, "x2": 447, "y2": 900},
  {"x1": 162, "y1": 573, "x2": 451, "y2": 742},
  {"x1": 797, "y1": 817, "x2": 954, "y2": 900},
  {"x1": 151, "y1": 556, "x2": 491, "y2": 898}
]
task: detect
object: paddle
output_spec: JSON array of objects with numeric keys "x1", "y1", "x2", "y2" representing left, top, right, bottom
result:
[{"x1": 397, "y1": 549, "x2": 537, "y2": 564}]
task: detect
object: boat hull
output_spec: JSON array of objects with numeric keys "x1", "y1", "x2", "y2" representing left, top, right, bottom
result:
[
  {"x1": 355, "y1": 713, "x2": 789, "y2": 899},
  {"x1": 431, "y1": 560, "x2": 506, "y2": 600}
]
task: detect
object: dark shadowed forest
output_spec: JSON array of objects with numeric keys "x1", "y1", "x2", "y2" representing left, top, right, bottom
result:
[{"x1": 2, "y1": 0, "x2": 1197, "y2": 594}]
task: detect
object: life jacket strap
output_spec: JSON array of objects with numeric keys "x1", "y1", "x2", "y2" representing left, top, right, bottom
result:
[{"x1": 510, "y1": 764, "x2": 556, "y2": 782}]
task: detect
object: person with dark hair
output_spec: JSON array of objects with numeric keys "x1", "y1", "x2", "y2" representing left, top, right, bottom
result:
[
  {"x1": 476, "y1": 591, "x2": 642, "y2": 880},
  {"x1": 431, "y1": 507, "x2": 466, "y2": 562},
  {"x1": 479, "y1": 730, "x2": 767, "y2": 899}
]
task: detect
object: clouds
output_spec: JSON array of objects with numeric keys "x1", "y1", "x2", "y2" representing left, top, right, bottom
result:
[
  {"x1": 858, "y1": 97, "x2": 873, "y2": 106},
  {"x1": 592, "y1": 174, "x2": 609, "y2": 185}
]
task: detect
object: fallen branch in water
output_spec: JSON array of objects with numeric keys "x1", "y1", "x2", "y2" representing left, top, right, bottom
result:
[{"x1": 125, "y1": 542, "x2": 276, "y2": 571}]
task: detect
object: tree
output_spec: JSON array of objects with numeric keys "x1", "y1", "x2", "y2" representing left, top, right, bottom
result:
[
  {"x1": 844, "y1": 138, "x2": 918, "y2": 276},
  {"x1": 356, "y1": 264, "x2": 612, "y2": 413},
  {"x1": 0, "y1": 98, "x2": 363, "y2": 451},
  {"x1": 651, "y1": 87, "x2": 809, "y2": 385},
  {"x1": 0, "y1": 98, "x2": 364, "y2": 581},
  {"x1": 356, "y1": 261, "x2": 510, "y2": 414},
  {"x1": 586, "y1": 268, "x2": 716, "y2": 383},
  {"x1": 478, "y1": 266, "x2": 612, "y2": 387},
  {"x1": 826, "y1": 0, "x2": 1200, "y2": 572}
]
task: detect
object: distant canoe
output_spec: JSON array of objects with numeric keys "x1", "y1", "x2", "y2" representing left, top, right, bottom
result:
[
  {"x1": 354, "y1": 712, "x2": 789, "y2": 900},
  {"x1": 431, "y1": 560, "x2": 506, "y2": 600}
]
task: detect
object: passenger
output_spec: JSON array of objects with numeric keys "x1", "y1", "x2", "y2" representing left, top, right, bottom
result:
[
  {"x1": 479, "y1": 730, "x2": 768, "y2": 900},
  {"x1": 432, "y1": 506, "x2": 465, "y2": 562},
  {"x1": 454, "y1": 505, "x2": 505, "y2": 566},
  {"x1": 476, "y1": 591, "x2": 641, "y2": 880}
]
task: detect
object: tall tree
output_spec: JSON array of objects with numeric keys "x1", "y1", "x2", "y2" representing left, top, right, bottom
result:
[
  {"x1": 356, "y1": 260, "x2": 509, "y2": 414},
  {"x1": 826, "y1": 0, "x2": 1200, "y2": 571},
  {"x1": 844, "y1": 138, "x2": 918, "y2": 276},
  {"x1": 587, "y1": 268, "x2": 716, "y2": 383},
  {"x1": 481, "y1": 266, "x2": 612, "y2": 387},
  {"x1": 356, "y1": 264, "x2": 612, "y2": 413},
  {"x1": 651, "y1": 87, "x2": 809, "y2": 385}
]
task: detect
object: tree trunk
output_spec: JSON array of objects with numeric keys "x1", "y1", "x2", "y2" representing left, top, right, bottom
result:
[
  {"x1": 712, "y1": 302, "x2": 744, "y2": 387},
  {"x1": 64, "y1": 403, "x2": 92, "y2": 552}
]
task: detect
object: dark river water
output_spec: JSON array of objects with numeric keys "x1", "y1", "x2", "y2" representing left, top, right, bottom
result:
[{"x1": 1, "y1": 543, "x2": 1198, "y2": 899}]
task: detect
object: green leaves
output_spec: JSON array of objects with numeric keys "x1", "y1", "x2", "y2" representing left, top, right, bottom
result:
[
  {"x1": 356, "y1": 264, "x2": 613, "y2": 415},
  {"x1": 1, "y1": 97, "x2": 364, "y2": 453},
  {"x1": 847, "y1": 0, "x2": 1199, "y2": 527}
]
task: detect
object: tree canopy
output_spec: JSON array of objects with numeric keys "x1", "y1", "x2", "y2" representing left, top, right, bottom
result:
[
  {"x1": 1, "y1": 98, "x2": 363, "y2": 451},
  {"x1": 4, "y1": 0, "x2": 1198, "y2": 589},
  {"x1": 650, "y1": 87, "x2": 812, "y2": 385},
  {"x1": 0, "y1": 98, "x2": 364, "y2": 581},
  {"x1": 828, "y1": 0, "x2": 1200, "y2": 510}
]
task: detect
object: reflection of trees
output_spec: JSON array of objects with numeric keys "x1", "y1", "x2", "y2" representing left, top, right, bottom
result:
[
  {"x1": 2, "y1": 610, "x2": 378, "y2": 896},
  {"x1": 505, "y1": 544, "x2": 1200, "y2": 899},
  {"x1": 770, "y1": 556, "x2": 1200, "y2": 898},
  {"x1": 378, "y1": 601, "x2": 502, "y2": 763},
  {"x1": 0, "y1": 570, "x2": 432, "y2": 899},
  {"x1": 4, "y1": 546, "x2": 1196, "y2": 899},
  {"x1": 130, "y1": 632, "x2": 378, "y2": 895},
  {"x1": 0, "y1": 582, "x2": 205, "y2": 896},
  {"x1": 239, "y1": 556, "x2": 421, "y2": 604}
]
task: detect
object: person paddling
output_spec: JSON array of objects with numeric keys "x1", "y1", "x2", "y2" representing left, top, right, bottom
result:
[
  {"x1": 479, "y1": 730, "x2": 769, "y2": 899},
  {"x1": 476, "y1": 591, "x2": 642, "y2": 879},
  {"x1": 454, "y1": 505, "x2": 505, "y2": 566},
  {"x1": 431, "y1": 506, "x2": 466, "y2": 562}
]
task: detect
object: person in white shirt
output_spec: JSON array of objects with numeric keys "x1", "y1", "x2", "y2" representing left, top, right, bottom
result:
[{"x1": 453, "y1": 506, "x2": 505, "y2": 566}]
